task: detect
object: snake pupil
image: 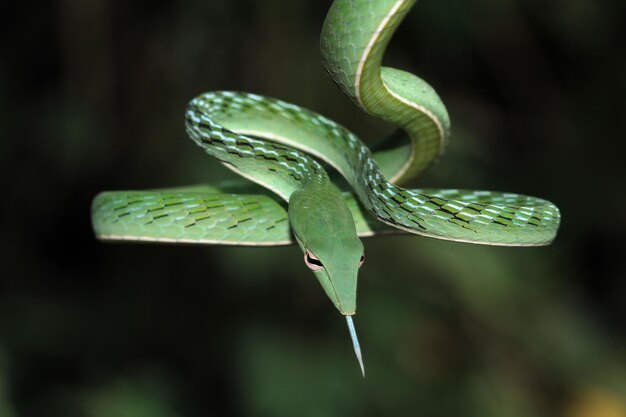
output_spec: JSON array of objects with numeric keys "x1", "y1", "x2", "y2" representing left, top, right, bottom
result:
[{"x1": 305, "y1": 250, "x2": 324, "y2": 271}]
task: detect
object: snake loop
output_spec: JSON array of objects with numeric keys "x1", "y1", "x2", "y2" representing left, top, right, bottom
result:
[{"x1": 92, "y1": 0, "x2": 560, "y2": 313}]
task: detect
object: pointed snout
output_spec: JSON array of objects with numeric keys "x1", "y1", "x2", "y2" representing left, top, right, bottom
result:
[{"x1": 324, "y1": 263, "x2": 359, "y2": 315}]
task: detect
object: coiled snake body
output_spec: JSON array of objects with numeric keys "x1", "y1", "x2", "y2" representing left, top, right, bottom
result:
[{"x1": 92, "y1": 0, "x2": 560, "y2": 374}]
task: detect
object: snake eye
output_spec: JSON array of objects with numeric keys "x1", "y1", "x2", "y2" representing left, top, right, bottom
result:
[
  {"x1": 359, "y1": 253, "x2": 366, "y2": 267},
  {"x1": 304, "y1": 250, "x2": 324, "y2": 271}
]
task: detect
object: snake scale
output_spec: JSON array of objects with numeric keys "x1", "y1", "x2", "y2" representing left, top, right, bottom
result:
[{"x1": 92, "y1": 0, "x2": 561, "y2": 375}]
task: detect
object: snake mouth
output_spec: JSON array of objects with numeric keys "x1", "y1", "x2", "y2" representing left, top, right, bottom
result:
[{"x1": 341, "y1": 311, "x2": 356, "y2": 316}]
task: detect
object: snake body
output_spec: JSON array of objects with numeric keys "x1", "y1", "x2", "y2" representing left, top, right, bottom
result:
[{"x1": 92, "y1": 0, "x2": 560, "y2": 358}]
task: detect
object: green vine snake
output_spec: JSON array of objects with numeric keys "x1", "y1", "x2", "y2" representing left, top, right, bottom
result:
[{"x1": 91, "y1": 0, "x2": 561, "y2": 376}]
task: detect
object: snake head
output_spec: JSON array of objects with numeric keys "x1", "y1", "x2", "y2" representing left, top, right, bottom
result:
[{"x1": 288, "y1": 186, "x2": 365, "y2": 315}]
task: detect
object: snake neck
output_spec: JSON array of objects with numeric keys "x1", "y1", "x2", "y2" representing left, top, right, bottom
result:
[{"x1": 186, "y1": 93, "x2": 333, "y2": 202}]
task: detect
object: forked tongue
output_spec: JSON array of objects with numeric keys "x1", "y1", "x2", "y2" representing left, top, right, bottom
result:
[{"x1": 345, "y1": 315, "x2": 365, "y2": 377}]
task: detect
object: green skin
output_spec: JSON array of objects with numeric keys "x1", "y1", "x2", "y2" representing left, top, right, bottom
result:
[
  {"x1": 289, "y1": 184, "x2": 364, "y2": 315},
  {"x1": 91, "y1": 0, "x2": 561, "y2": 370}
]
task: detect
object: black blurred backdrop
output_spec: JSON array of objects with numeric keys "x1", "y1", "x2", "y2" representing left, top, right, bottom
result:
[{"x1": 2, "y1": 0, "x2": 625, "y2": 416}]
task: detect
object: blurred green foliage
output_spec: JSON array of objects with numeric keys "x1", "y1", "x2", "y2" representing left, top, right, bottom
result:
[{"x1": 2, "y1": 0, "x2": 625, "y2": 416}]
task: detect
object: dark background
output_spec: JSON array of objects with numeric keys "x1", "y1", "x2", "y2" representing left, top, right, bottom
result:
[{"x1": 2, "y1": 0, "x2": 625, "y2": 416}]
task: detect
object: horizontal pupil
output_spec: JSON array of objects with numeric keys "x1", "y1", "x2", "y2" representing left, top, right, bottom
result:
[{"x1": 307, "y1": 254, "x2": 323, "y2": 266}]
